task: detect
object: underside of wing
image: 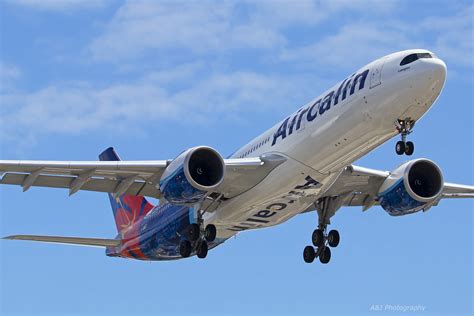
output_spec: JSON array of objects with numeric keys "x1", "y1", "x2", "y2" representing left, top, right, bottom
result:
[
  {"x1": 218, "y1": 154, "x2": 287, "y2": 198},
  {"x1": 0, "y1": 153, "x2": 287, "y2": 200},
  {"x1": 319, "y1": 165, "x2": 388, "y2": 210},
  {"x1": 3, "y1": 235, "x2": 121, "y2": 248},
  {"x1": 319, "y1": 163, "x2": 474, "y2": 212},
  {"x1": 441, "y1": 182, "x2": 474, "y2": 198},
  {"x1": 0, "y1": 160, "x2": 168, "y2": 198}
]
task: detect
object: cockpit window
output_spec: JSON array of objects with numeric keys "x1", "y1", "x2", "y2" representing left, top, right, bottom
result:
[{"x1": 400, "y1": 53, "x2": 432, "y2": 66}]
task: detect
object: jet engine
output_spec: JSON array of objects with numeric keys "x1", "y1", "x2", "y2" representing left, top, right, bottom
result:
[
  {"x1": 377, "y1": 159, "x2": 444, "y2": 216},
  {"x1": 159, "y1": 146, "x2": 225, "y2": 204}
]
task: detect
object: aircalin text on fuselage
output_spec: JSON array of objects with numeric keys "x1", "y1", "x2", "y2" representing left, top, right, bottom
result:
[
  {"x1": 272, "y1": 69, "x2": 369, "y2": 146},
  {"x1": 1, "y1": 49, "x2": 473, "y2": 264}
]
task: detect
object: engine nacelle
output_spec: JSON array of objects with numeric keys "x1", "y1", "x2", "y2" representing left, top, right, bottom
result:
[
  {"x1": 159, "y1": 146, "x2": 225, "y2": 204},
  {"x1": 377, "y1": 159, "x2": 444, "y2": 216}
]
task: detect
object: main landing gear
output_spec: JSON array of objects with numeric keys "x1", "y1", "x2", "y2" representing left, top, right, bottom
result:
[
  {"x1": 395, "y1": 119, "x2": 415, "y2": 156},
  {"x1": 303, "y1": 196, "x2": 343, "y2": 264},
  {"x1": 303, "y1": 228, "x2": 340, "y2": 264},
  {"x1": 303, "y1": 229, "x2": 339, "y2": 264},
  {"x1": 179, "y1": 222, "x2": 217, "y2": 259}
]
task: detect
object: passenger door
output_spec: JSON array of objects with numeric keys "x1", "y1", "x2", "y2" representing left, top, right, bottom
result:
[{"x1": 369, "y1": 58, "x2": 385, "y2": 89}]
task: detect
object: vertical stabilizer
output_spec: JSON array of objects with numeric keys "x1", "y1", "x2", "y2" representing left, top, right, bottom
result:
[{"x1": 99, "y1": 147, "x2": 154, "y2": 233}]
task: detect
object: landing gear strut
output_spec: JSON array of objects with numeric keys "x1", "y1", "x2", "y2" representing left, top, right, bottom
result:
[
  {"x1": 179, "y1": 209, "x2": 217, "y2": 259},
  {"x1": 395, "y1": 119, "x2": 415, "y2": 156},
  {"x1": 303, "y1": 196, "x2": 343, "y2": 264}
]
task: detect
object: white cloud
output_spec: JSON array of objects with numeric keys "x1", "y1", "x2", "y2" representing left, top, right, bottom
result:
[
  {"x1": 2, "y1": 0, "x2": 471, "y2": 148},
  {"x1": 0, "y1": 68, "x2": 325, "y2": 143},
  {"x1": 420, "y1": 5, "x2": 473, "y2": 67},
  {"x1": 0, "y1": 63, "x2": 22, "y2": 93},
  {"x1": 0, "y1": 63, "x2": 21, "y2": 81},
  {"x1": 280, "y1": 22, "x2": 420, "y2": 68},
  {"x1": 7, "y1": 0, "x2": 108, "y2": 11},
  {"x1": 279, "y1": 3, "x2": 473, "y2": 70},
  {"x1": 88, "y1": 1, "x2": 280, "y2": 61},
  {"x1": 87, "y1": 0, "x2": 396, "y2": 62}
]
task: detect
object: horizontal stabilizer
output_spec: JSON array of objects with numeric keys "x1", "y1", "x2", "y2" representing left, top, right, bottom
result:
[{"x1": 3, "y1": 235, "x2": 121, "y2": 248}]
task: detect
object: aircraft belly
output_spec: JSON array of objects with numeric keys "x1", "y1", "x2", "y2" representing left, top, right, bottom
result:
[{"x1": 209, "y1": 158, "x2": 333, "y2": 234}]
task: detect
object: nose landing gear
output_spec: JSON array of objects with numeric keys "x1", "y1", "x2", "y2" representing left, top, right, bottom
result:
[{"x1": 395, "y1": 119, "x2": 415, "y2": 156}]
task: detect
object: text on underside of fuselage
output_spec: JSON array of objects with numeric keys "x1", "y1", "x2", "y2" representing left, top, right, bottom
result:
[
  {"x1": 227, "y1": 176, "x2": 321, "y2": 232},
  {"x1": 271, "y1": 69, "x2": 369, "y2": 146}
]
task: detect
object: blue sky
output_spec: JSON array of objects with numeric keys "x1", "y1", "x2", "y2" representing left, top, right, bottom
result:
[{"x1": 0, "y1": 1, "x2": 472, "y2": 315}]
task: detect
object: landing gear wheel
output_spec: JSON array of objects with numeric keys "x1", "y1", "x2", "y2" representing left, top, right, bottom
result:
[
  {"x1": 197, "y1": 241, "x2": 208, "y2": 259},
  {"x1": 179, "y1": 240, "x2": 192, "y2": 258},
  {"x1": 328, "y1": 230, "x2": 340, "y2": 248},
  {"x1": 303, "y1": 246, "x2": 315, "y2": 263},
  {"x1": 312, "y1": 229, "x2": 324, "y2": 247},
  {"x1": 396, "y1": 141, "x2": 405, "y2": 155},
  {"x1": 319, "y1": 246, "x2": 331, "y2": 264},
  {"x1": 204, "y1": 224, "x2": 217, "y2": 242},
  {"x1": 187, "y1": 224, "x2": 200, "y2": 242},
  {"x1": 405, "y1": 141, "x2": 414, "y2": 156},
  {"x1": 395, "y1": 119, "x2": 415, "y2": 156}
]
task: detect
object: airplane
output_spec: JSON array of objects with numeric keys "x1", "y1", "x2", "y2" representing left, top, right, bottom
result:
[{"x1": 1, "y1": 49, "x2": 473, "y2": 264}]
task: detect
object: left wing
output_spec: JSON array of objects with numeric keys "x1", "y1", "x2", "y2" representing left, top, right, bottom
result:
[
  {"x1": 441, "y1": 182, "x2": 474, "y2": 198},
  {"x1": 322, "y1": 165, "x2": 474, "y2": 211}
]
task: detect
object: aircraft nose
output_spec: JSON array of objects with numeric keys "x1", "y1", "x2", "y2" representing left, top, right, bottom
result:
[{"x1": 430, "y1": 57, "x2": 447, "y2": 83}]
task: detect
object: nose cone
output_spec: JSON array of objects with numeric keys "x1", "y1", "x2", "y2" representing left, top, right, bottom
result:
[{"x1": 430, "y1": 57, "x2": 447, "y2": 84}]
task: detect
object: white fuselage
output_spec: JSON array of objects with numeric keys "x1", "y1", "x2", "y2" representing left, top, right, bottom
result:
[{"x1": 206, "y1": 49, "x2": 447, "y2": 239}]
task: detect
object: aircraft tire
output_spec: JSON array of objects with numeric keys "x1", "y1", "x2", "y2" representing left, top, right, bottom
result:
[
  {"x1": 405, "y1": 141, "x2": 414, "y2": 156},
  {"x1": 328, "y1": 230, "x2": 340, "y2": 248},
  {"x1": 312, "y1": 229, "x2": 324, "y2": 247},
  {"x1": 179, "y1": 240, "x2": 192, "y2": 258},
  {"x1": 303, "y1": 246, "x2": 315, "y2": 263},
  {"x1": 319, "y1": 246, "x2": 331, "y2": 264},
  {"x1": 205, "y1": 224, "x2": 217, "y2": 242},
  {"x1": 396, "y1": 141, "x2": 405, "y2": 155},
  {"x1": 188, "y1": 224, "x2": 201, "y2": 242},
  {"x1": 197, "y1": 241, "x2": 208, "y2": 259}
]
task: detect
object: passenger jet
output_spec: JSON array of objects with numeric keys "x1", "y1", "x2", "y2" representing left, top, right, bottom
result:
[{"x1": 1, "y1": 49, "x2": 473, "y2": 264}]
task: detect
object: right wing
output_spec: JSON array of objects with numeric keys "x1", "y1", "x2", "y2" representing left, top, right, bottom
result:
[
  {"x1": 0, "y1": 154, "x2": 286, "y2": 199},
  {"x1": 0, "y1": 160, "x2": 169, "y2": 198}
]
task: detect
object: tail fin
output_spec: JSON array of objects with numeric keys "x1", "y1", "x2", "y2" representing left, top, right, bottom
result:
[{"x1": 99, "y1": 147, "x2": 154, "y2": 233}]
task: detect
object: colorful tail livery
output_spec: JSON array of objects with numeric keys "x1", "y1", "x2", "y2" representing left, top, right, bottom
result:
[{"x1": 99, "y1": 147, "x2": 154, "y2": 233}]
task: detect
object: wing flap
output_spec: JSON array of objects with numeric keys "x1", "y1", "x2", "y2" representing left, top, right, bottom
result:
[
  {"x1": 0, "y1": 160, "x2": 168, "y2": 172},
  {"x1": 3, "y1": 235, "x2": 121, "y2": 248},
  {"x1": 0, "y1": 155, "x2": 286, "y2": 200},
  {"x1": 0, "y1": 173, "x2": 161, "y2": 198}
]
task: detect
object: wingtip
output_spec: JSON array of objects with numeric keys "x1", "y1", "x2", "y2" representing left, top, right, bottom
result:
[{"x1": 2, "y1": 235, "x2": 29, "y2": 240}]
